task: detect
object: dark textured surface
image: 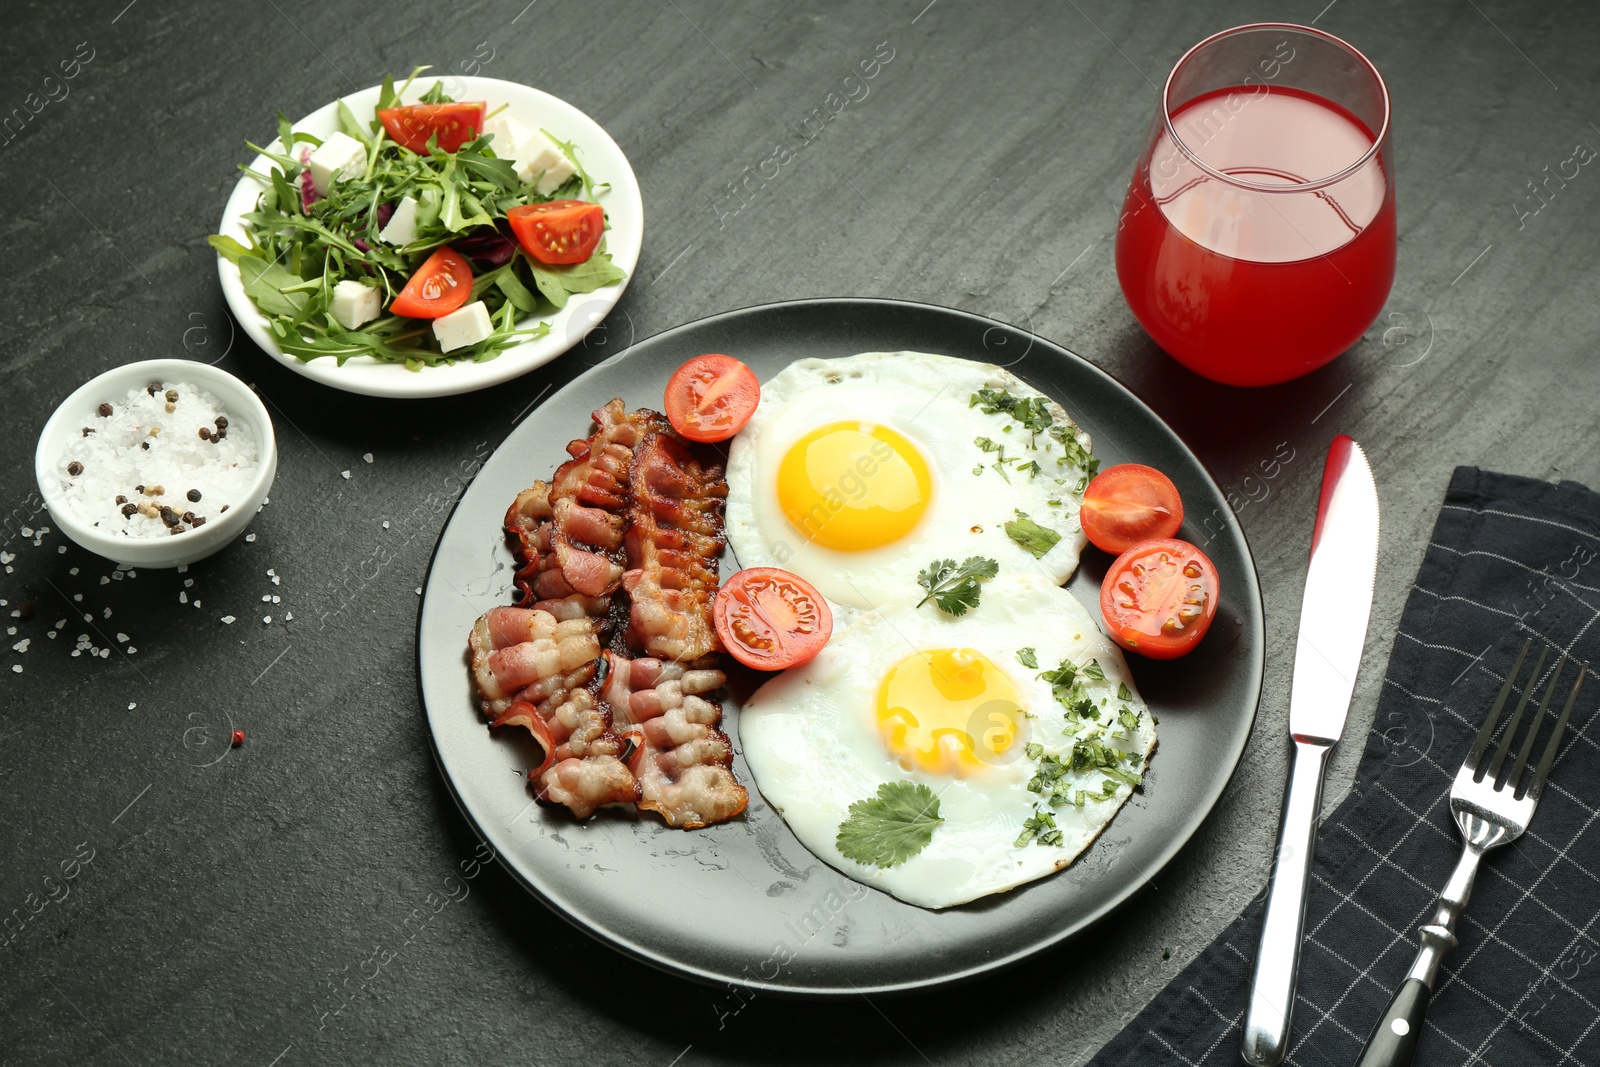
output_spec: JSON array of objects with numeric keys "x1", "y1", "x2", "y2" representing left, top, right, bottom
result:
[{"x1": 1, "y1": 1, "x2": 1597, "y2": 1064}]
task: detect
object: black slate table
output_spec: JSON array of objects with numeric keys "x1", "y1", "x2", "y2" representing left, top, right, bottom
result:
[{"x1": 3, "y1": 2, "x2": 1597, "y2": 1064}]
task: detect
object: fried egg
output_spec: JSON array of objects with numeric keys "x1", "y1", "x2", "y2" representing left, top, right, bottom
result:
[
  {"x1": 738, "y1": 572, "x2": 1157, "y2": 909},
  {"x1": 724, "y1": 352, "x2": 1094, "y2": 612}
]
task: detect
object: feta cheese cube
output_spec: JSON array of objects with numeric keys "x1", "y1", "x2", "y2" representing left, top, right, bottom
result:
[
  {"x1": 330, "y1": 280, "x2": 381, "y2": 329},
  {"x1": 514, "y1": 132, "x2": 578, "y2": 194},
  {"x1": 307, "y1": 131, "x2": 367, "y2": 195},
  {"x1": 481, "y1": 114, "x2": 530, "y2": 159},
  {"x1": 432, "y1": 300, "x2": 495, "y2": 353},
  {"x1": 379, "y1": 195, "x2": 419, "y2": 246}
]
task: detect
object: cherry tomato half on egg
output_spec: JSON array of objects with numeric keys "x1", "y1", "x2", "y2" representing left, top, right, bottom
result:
[
  {"x1": 664, "y1": 354, "x2": 761, "y2": 443},
  {"x1": 1099, "y1": 538, "x2": 1219, "y2": 660},
  {"x1": 377, "y1": 102, "x2": 487, "y2": 154},
  {"x1": 506, "y1": 200, "x2": 605, "y2": 265},
  {"x1": 1080, "y1": 464, "x2": 1184, "y2": 555},
  {"x1": 714, "y1": 567, "x2": 833, "y2": 671},
  {"x1": 390, "y1": 247, "x2": 474, "y2": 319}
]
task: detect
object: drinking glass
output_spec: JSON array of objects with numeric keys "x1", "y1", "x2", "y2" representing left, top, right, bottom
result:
[{"x1": 1114, "y1": 24, "x2": 1394, "y2": 386}]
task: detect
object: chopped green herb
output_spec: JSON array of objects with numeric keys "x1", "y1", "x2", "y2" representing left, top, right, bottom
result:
[
  {"x1": 1049, "y1": 423, "x2": 1099, "y2": 479},
  {"x1": 1081, "y1": 659, "x2": 1106, "y2": 682},
  {"x1": 1016, "y1": 460, "x2": 1041, "y2": 479},
  {"x1": 1024, "y1": 741, "x2": 1044, "y2": 760},
  {"x1": 1117, "y1": 682, "x2": 1133, "y2": 701},
  {"x1": 1015, "y1": 807, "x2": 1063, "y2": 848},
  {"x1": 1102, "y1": 765, "x2": 1143, "y2": 787},
  {"x1": 836, "y1": 781, "x2": 944, "y2": 868},
  {"x1": 1118, "y1": 706, "x2": 1141, "y2": 734},
  {"x1": 915, "y1": 556, "x2": 999, "y2": 616},
  {"x1": 1005, "y1": 510, "x2": 1062, "y2": 559},
  {"x1": 1016, "y1": 647, "x2": 1038, "y2": 669}
]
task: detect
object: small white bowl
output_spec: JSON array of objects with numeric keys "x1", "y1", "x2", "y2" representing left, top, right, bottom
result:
[{"x1": 35, "y1": 359, "x2": 278, "y2": 568}]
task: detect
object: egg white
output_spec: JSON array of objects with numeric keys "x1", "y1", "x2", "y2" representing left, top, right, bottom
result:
[
  {"x1": 725, "y1": 352, "x2": 1093, "y2": 612},
  {"x1": 738, "y1": 573, "x2": 1157, "y2": 910}
]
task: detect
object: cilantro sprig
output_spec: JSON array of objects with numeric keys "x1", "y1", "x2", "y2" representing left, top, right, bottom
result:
[
  {"x1": 916, "y1": 556, "x2": 998, "y2": 616},
  {"x1": 836, "y1": 781, "x2": 944, "y2": 868}
]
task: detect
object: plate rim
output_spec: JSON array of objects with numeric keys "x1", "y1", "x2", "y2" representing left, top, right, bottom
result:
[
  {"x1": 213, "y1": 74, "x2": 643, "y2": 399},
  {"x1": 415, "y1": 296, "x2": 1266, "y2": 995}
]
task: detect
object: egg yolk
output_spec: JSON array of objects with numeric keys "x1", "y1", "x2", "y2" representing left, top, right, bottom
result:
[
  {"x1": 875, "y1": 648, "x2": 1027, "y2": 777},
  {"x1": 776, "y1": 422, "x2": 931, "y2": 551}
]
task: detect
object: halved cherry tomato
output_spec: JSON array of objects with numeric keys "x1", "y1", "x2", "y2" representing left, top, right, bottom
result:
[
  {"x1": 714, "y1": 567, "x2": 833, "y2": 671},
  {"x1": 1099, "y1": 538, "x2": 1219, "y2": 660},
  {"x1": 664, "y1": 355, "x2": 761, "y2": 443},
  {"x1": 390, "y1": 247, "x2": 474, "y2": 319},
  {"x1": 1080, "y1": 464, "x2": 1185, "y2": 554},
  {"x1": 377, "y1": 102, "x2": 487, "y2": 154},
  {"x1": 506, "y1": 201, "x2": 604, "y2": 265}
]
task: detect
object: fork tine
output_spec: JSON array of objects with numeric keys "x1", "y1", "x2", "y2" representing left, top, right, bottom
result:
[
  {"x1": 1528, "y1": 661, "x2": 1588, "y2": 801},
  {"x1": 1509, "y1": 654, "x2": 1565, "y2": 790},
  {"x1": 1486, "y1": 644, "x2": 1547, "y2": 783},
  {"x1": 1468, "y1": 638, "x2": 1530, "y2": 772}
]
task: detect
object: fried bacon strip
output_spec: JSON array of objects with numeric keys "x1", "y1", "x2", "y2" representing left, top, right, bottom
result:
[
  {"x1": 603, "y1": 652, "x2": 747, "y2": 829},
  {"x1": 623, "y1": 433, "x2": 728, "y2": 663},
  {"x1": 504, "y1": 400, "x2": 668, "y2": 615},
  {"x1": 468, "y1": 606, "x2": 638, "y2": 817}
]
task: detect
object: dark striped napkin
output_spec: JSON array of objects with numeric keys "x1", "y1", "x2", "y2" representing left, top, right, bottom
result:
[{"x1": 1090, "y1": 467, "x2": 1600, "y2": 1067}]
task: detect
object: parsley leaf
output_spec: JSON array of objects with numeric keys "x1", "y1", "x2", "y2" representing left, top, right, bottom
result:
[
  {"x1": 1117, "y1": 681, "x2": 1133, "y2": 701},
  {"x1": 916, "y1": 556, "x2": 999, "y2": 616},
  {"x1": 1016, "y1": 647, "x2": 1038, "y2": 669},
  {"x1": 1050, "y1": 423, "x2": 1099, "y2": 482},
  {"x1": 1004, "y1": 510, "x2": 1062, "y2": 559},
  {"x1": 1081, "y1": 659, "x2": 1106, "y2": 682},
  {"x1": 1016, "y1": 806, "x2": 1064, "y2": 848},
  {"x1": 836, "y1": 781, "x2": 944, "y2": 868},
  {"x1": 1118, "y1": 706, "x2": 1141, "y2": 734}
]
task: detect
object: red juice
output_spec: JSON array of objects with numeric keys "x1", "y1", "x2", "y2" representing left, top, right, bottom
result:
[{"x1": 1115, "y1": 85, "x2": 1395, "y2": 386}]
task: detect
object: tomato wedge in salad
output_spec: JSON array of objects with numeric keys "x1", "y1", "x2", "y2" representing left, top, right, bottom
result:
[
  {"x1": 390, "y1": 247, "x2": 474, "y2": 319},
  {"x1": 1099, "y1": 538, "x2": 1219, "y2": 660},
  {"x1": 1080, "y1": 464, "x2": 1185, "y2": 554},
  {"x1": 714, "y1": 568, "x2": 833, "y2": 671},
  {"x1": 664, "y1": 355, "x2": 761, "y2": 443},
  {"x1": 506, "y1": 200, "x2": 604, "y2": 265},
  {"x1": 378, "y1": 102, "x2": 487, "y2": 154}
]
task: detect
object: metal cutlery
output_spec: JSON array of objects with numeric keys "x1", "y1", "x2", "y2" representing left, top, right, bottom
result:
[
  {"x1": 1242, "y1": 435, "x2": 1382, "y2": 1067},
  {"x1": 1352, "y1": 639, "x2": 1588, "y2": 1066}
]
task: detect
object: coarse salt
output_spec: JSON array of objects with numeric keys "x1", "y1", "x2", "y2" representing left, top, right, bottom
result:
[{"x1": 56, "y1": 381, "x2": 258, "y2": 539}]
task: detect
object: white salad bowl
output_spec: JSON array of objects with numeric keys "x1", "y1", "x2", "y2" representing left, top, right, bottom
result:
[
  {"x1": 214, "y1": 75, "x2": 644, "y2": 399},
  {"x1": 35, "y1": 359, "x2": 278, "y2": 568}
]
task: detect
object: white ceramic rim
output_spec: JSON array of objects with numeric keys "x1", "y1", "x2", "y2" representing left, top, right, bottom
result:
[
  {"x1": 214, "y1": 75, "x2": 643, "y2": 399},
  {"x1": 35, "y1": 358, "x2": 278, "y2": 565}
]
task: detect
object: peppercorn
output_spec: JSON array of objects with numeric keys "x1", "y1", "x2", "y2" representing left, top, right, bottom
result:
[
  {"x1": 148, "y1": 427, "x2": 160, "y2": 436},
  {"x1": 198, "y1": 427, "x2": 212, "y2": 441},
  {"x1": 216, "y1": 429, "x2": 228, "y2": 440},
  {"x1": 164, "y1": 402, "x2": 176, "y2": 414},
  {"x1": 136, "y1": 502, "x2": 159, "y2": 518},
  {"x1": 215, "y1": 415, "x2": 229, "y2": 430},
  {"x1": 164, "y1": 388, "x2": 178, "y2": 402},
  {"x1": 121, "y1": 504, "x2": 137, "y2": 518},
  {"x1": 181, "y1": 511, "x2": 196, "y2": 524},
  {"x1": 146, "y1": 383, "x2": 160, "y2": 396},
  {"x1": 147, "y1": 485, "x2": 164, "y2": 496},
  {"x1": 187, "y1": 489, "x2": 201, "y2": 502},
  {"x1": 66, "y1": 461, "x2": 83, "y2": 476},
  {"x1": 134, "y1": 484, "x2": 144, "y2": 493},
  {"x1": 219, "y1": 505, "x2": 230, "y2": 513},
  {"x1": 160, "y1": 506, "x2": 179, "y2": 527},
  {"x1": 190, "y1": 515, "x2": 207, "y2": 528},
  {"x1": 141, "y1": 442, "x2": 150, "y2": 450},
  {"x1": 115, "y1": 495, "x2": 127, "y2": 505},
  {"x1": 170, "y1": 525, "x2": 186, "y2": 535},
  {"x1": 97, "y1": 403, "x2": 113, "y2": 417},
  {"x1": 81, "y1": 427, "x2": 94, "y2": 437}
]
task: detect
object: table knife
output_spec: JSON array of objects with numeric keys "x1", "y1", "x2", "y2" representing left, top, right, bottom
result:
[{"x1": 1241, "y1": 435, "x2": 1381, "y2": 1067}]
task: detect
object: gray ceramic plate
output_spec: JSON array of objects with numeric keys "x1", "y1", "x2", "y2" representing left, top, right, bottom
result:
[{"x1": 416, "y1": 298, "x2": 1264, "y2": 995}]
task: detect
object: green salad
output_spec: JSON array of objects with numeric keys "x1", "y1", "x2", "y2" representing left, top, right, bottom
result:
[{"x1": 209, "y1": 69, "x2": 626, "y2": 370}]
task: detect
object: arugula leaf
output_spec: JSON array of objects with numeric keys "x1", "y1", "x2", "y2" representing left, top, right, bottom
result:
[
  {"x1": 1016, "y1": 647, "x2": 1038, "y2": 669},
  {"x1": 915, "y1": 556, "x2": 999, "y2": 616},
  {"x1": 1005, "y1": 510, "x2": 1062, "y2": 559},
  {"x1": 526, "y1": 252, "x2": 627, "y2": 310},
  {"x1": 836, "y1": 781, "x2": 943, "y2": 868},
  {"x1": 239, "y1": 258, "x2": 308, "y2": 317}
]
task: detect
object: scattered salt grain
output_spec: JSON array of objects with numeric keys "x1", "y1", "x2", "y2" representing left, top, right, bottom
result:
[
  {"x1": 12, "y1": 639, "x2": 28, "y2": 653},
  {"x1": 0, "y1": 552, "x2": 12, "y2": 564},
  {"x1": 271, "y1": 595, "x2": 280, "y2": 604},
  {"x1": 82, "y1": 613, "x2": 91, "y2": 622},
  {"x1": 183, "y1": 578, "x2": 194, "y2": 587},
  {"x1": 100, "y1": 576, "x2": 110, "y2": 585},
  {"x1": 111, "y1": 571, "x2": 124, "y2": 581},
  {"x1": 179, "y1": 592, "x2": 188, "y2": 604},
  {"x1": 284, "y1": 611, "x2": 293, "y2": 621},
  {"x1": 55, "y1": 381, "x2": 258, "y2": 539},
  {"x1": 271, "y1": 575, "x2": 280, "y2": 586},
  {"x1": 54, "y1": 618, "x2": 65, "y2": 629},
  {"x1": 127, "y1": 702, "x2": 136, "y2": 710},
  {"x1": 245, "y1": 534, "x2": 256, "y2": 543},
  {"x1": 72, "y1": 594, "x2": 82, "y2": 602},
  {"x1": 127, "y1": 647, "x2": 136, "y2": 654},
  {"x1": 19, "y1": 528, "x2": 30, "y2": 538},
  {"x1": 415, "y1": 587, "x2": 422, "y2": 595},
  {"x1": 221, "y1": 615, "x2": 236, "y2": 624},
  {"x1": 116, "y1": 633, "x2": 128, "y2": 643},
  {"x1": 263, "y1": 615, "x2": 271, "y2": 624},
  {"x1": 382, "y1": 521, "x2": 390, "y2": 530},
  {"x1": 341, "y1": 470, "x2": 351, "y2": 480},
  {"x1": 177, "y1": 564, "x2": 187, "y2": 573},
  {"x1": 69, "y1": 567, "x2": 79, "y2": 576},
  {"x1": 47, "y1": 631, "x2": 57, "y2": 639},
  {"x1": 363, "y1": 453, "x2": 373, "y2": 463},
  {"x1": 102, "y1": 608, "x2": 111, "y2": 619},
  {"x1": 99, "y1": 649, "x2": 109, "y2": 659},
  {"x1": 261, "y1": 595, "x2": 271, "y2": 603},
  {"x1": 57, "y1": 545, "x2": 66, "y2": 554},
  {"x1": 11, "y1": 665, "x2": 20, "y2": 673}
]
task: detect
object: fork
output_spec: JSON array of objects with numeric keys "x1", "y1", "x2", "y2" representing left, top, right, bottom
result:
[{"x1": 1352, "y1": 639, "x2": 1588, "y2": 1067}]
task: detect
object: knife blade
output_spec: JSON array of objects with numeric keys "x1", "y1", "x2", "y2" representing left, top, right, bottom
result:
[{"x1": 1241, "y1": 435, "x2": 1380, "y2": 1067}]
